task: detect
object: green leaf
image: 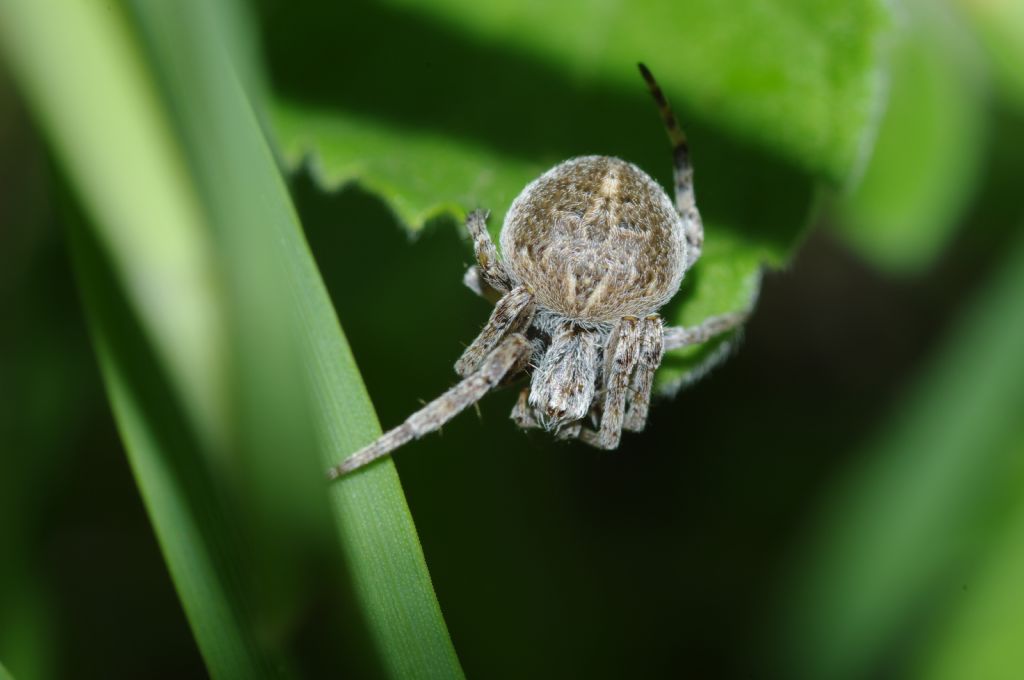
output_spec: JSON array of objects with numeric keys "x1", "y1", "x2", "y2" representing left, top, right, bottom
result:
[
  {"x1": 0, "y1": 0, "x2": 462, "y2": 677},
  {"x1": 271, "y1": 0, "x2": 889, "y2": 188},
  {"x1": 0, "y1": 660, "x2": 13, "y2": 680},
  {"x1": 955, "y1": 0, "x2": 1024, "y2": 111},
  {"x1": 833, "y1": 0, "x2": 990, "y2": 272},
  {"x1": 773, "y1": 225, "x2": 1024, "y2": 679},
  {"x1": 395, "y1": 0, "x2": 891, "y2": 184},
  {"x1": 273, "y1": 102, "x2": 546, "y2": 231},
  {"x1": 266, "y1": 0, "x2": 866, "y2": 389},
  {"x1": 917, "y1": 453, "x2": 1024, "y2": 680}
]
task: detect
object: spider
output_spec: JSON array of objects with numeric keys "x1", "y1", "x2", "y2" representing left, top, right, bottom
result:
[{"x1": 328, "y1": 64, "x2": 748, "y2": 480}]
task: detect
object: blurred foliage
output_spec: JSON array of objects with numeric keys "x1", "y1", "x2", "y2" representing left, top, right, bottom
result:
[
  {"x1": 921, "y1": 458, "x2": 1024, "y2": 680},
  {"x1": 833, "y1": 0, "x2": 989, "y2": 272},
  {"x1": 0, "y1": 0, "x2": 459, "y2": 677},
  {"x1": 2, "y1": 0, "x2": 1024, "y2": 678},
  {"x1": 775, "y1": 224, "x2": 1024, "y2": 679},
  {"x1": 955, "y1": 0, "x2": 1024, "y2": 111}
]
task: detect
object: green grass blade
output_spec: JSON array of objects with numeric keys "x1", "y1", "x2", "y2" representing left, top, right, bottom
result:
[
  {"x1": 0, "y1": 0, "x2": 462, "y2": 676},
  {"x1": 0, "y1": 1, "x2": 275, "y2": 675},
  {"x1": 125, "y1": 2, "x2": 464, "y2": 676},
  {"x1": 67, "y1": 220, "x2": 281, "y2": 677}
]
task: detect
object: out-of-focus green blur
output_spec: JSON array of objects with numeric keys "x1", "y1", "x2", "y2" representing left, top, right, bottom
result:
[{"x1": 1, "y1": 0, "x2": 1023, "y2": 678}]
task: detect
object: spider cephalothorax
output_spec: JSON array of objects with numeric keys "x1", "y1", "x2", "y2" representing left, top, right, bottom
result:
[{"x1": 329, "y1": 64, "x2": 747, "y2": 479}]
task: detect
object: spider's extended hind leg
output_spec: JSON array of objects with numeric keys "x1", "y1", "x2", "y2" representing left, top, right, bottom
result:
[
  {"x1": 657, "y1": 310, "x2": 751, "y2": 394},
  {"x1": 639, "y1": 64, "x2": 702, "y2": 271},
  {"x1": 465, "y1": 209, "x2": 514, "y2": 295},
  {"x1": 328, "y1": 334, "x2": 532, "y2": 479},
  {"x1": 623, "y1": 315, "x2": 665, "y2": 433},
  {"x1": 580, "y1": 316, "x2": 644, "y2": 450},
  {"x1": 455, "y1": 284, "x2": 535, "y2": 377},
  {"x1": 663, "y1": 310, "x2": 747, "y2": 351}
]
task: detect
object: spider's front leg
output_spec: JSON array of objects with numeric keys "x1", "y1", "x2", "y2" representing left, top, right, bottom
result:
[
  {"x1": 623, "y1": 316, "x2": 665, "y2": 433},
  {"x1": 327, "y1": 334, "x2": 532, "y2": 479},
  {"x1": 463, "y1": 209, "x2": 514, "y2": 300},
  {"x1": 580, "y1": 316, "x2": 644, "y2": 450},
  {"x1": 511, "y1": 387, "x2": 584, "y2": 443},
  {"x1": 639, "y1": 63, "x2": 703, "y2": 270},
  {"x1": 455, "y1": 284, "x2": 535, "y2": 377}
]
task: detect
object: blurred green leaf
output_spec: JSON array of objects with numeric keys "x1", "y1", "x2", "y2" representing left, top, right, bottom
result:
[
  {"x1": 274, "y1": 103, "x2": 546, "y2": 231},
  {"x1": 275, "y1": 0, "x2": 889, "y2": 192},
  {"x1": 774, "y1": 225, "x2": 1024, "y2": 679},
  {"x1": 956, "y1": 0, "x2": 1024, "y2": 111},
  {"x1": 834, "y1": 0, "x2": 989, "y2": 272},
  {"x1": 917, "y1": 439, "x2": 1024, "y2": 680},
  {"x1": 267, "y1": 0, "x2": 860, "y2": 389},
  {"x1": 1, "y1": 0, "x2": 462, "y2": 676},
  {"x1": 0, "y1": 660, "x2": 13, "y2": 680},
  {"x1": 397, "y1": 0, "x2": 891, "y2": 184}
]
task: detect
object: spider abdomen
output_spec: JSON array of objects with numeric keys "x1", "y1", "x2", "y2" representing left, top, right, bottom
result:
[{"x1": 500, "y1": 155, "x2": 686, "y2": 323}]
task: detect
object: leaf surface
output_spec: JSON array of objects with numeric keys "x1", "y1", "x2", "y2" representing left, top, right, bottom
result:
[{"x1": 266, "y1": 0, "x2": 883, "y2": 387}]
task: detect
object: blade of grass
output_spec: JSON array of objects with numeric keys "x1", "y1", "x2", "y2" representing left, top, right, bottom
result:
[
  {"x1": 0, "y1": 0, "x2": 463, "y2": 676},
  {"x1": 125, "y1": 2, "x2": 463, "y2": 676},
  {"x1": 0, "y1": 1, "x2": 276, "y2": 675},
  {"x1": 67, "y1": 216, "x2": 283, "y2": 676}
]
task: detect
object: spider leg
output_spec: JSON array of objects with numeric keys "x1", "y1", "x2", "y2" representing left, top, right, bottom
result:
[
  {"x1": 510, "y1": 387, "x2": 540, "y2": 429},
  {"x1": 465, "y1": 209, "x2": 514, "y2": 294},
  {"x1": 455, "y1": 284, "x2": 535, "y2": 377},
  {"x1": 638, "y1": 64, "x2": 702, "y2": 270},
  {"x1": 463, "y1": 266, "x2": 503, "y2": 304},
  {"x1": 512, "y1": 387, "x2": 586, "y2": 440},
  {"x1": 528, "y1": 320, "x2": 600, "y2": 426},
  {"x1": 662, "y1": 310, "x2": 748, "y2": 351},
  {"x1": 580, "y1": 316, "x2": 643, "y2": 450},
  {"x1": 327, "y1": 334, "x2": 532, "y2": 479},
  {"x1": 555, "y1": 421, "x2": 583, "y2": 441},
  {"x1": 623, "y1": 315, "x2": 665, "y2": 433}
]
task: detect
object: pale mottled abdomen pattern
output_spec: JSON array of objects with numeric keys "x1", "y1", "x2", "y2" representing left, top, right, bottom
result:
[{"x1": 500, "y1": 156, "x2": 686, "y2": 322}]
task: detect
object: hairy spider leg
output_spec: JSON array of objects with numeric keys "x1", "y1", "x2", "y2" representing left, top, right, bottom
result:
[
  {"x1": 327, "y1": 334, "x2": 532, "y2": 479},
  {"x1": 623, "y1": 315, "x2": 666, "y2": 432},
  {"x1": 462, "y1": 266, "x2": 503, "y2": 303},
  {"x1": 528, "y1": 320, "x2": 601, "y2": 427},
  {"x1": 510, "y1": 387, "x2": 536, "y2": 429},
  {"x1": 662, "y1": 310, "x2": 748, "y2": 351},
  {"x1": 511, "y1": 387, "x2": 584, "y2": 440},
  {"x1": 454, "y1": 284, "x2": 535, "y2": 377},
  {"x1": 579, "y1": 316, "x2": 644, "y2": 450},
  {"x1": 638, "y1": 63, "x2": 703, "y2": 271},
  {"x1": 465, "y1": 209, "x2": 514, "y2": 294}
]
